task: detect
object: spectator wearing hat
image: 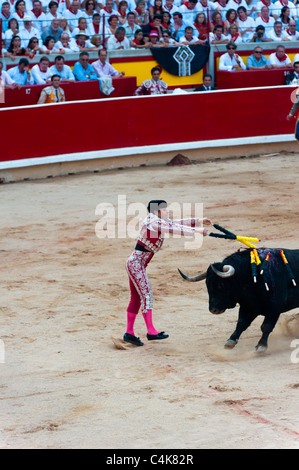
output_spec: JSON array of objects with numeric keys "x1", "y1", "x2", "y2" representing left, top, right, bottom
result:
[
  {"x1": 107, "y1": 26, "x2": 130, "y2": 50},
  {"x1": 219, "y1": 42, "x2": 246, "y2": 71},
  {"x1": 74, "y1": 31, "x2": 97, "y2": 51},
  {"x1": 73, "y1": 51, "x2": 98, "y2": 81},
  {"x1": 147, "y1": 30, "x2": 163, "y2": 46},
  {"x1": 135, "y1": 66, "x2": 168, "y2": 95},
  {"x1": 19, "y1": 15, "x2": 41, "y2": 48},
  {"x1": 37, "y1": 74, "x2": 65, "y2": 104},
  {"x1": 92, "y1": 49, "x2": 125, "y2": 78}
]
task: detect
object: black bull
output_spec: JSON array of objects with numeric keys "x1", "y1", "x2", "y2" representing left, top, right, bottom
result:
[{"x1": 178, "y1": 248, "x2": 299, "y2": 351}]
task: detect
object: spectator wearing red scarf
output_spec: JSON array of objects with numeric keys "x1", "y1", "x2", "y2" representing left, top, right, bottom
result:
[{"x1": 268, "y1": 44, "x2": 292, "y2": 68}]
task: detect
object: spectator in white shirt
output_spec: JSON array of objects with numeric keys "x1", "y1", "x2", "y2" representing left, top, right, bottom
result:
[
  {"x1": 0, "y1": 60, "x2": 20, "y2": 88},
  {"x1": 54, "y1": 31, "x2": 79, "y2": 52},
  {"x1": 285, "y1": 19, "x2": 299, "y2": 39},
  {"x1": 227, "y1": 24, "x2": 243, "y2": 44},
  {"x1": 196, "y1": 0, "x2": 216, "y2": 20},
  {"x1": 87, "y1": 13, "x2": 106, "y2": 37},
  {"x1": 179, "y1": 0, "x2": 199, "y2": 24},
  {"x1": 272, "y1": 0, "x2": 297, "y2": 20},
  {"x1": 256, "y1": 0, "x2": 274, "y2": 17},
  {"x1": 219, "y1": 42, "x2": 246, "y2": 70},
  {"x1": 100, "y1": 0, "x2": 119, "y2": 26},
  {"x1": 237, "y1": 6, "x2": 255, "y2": 42},
  {"x1": 45, "y1": 1, "x2": 64, "y2": 24},
  {"x1": 31, "y1": 55, "x2": 53, "y2": 84},
  {"x1": 74, "y1": 30, "x2": 96, "y2": 51},
  {"x1": 64, "y1": 0, "x2": 82, "y2": 31},
  {"x1": 268, "y1": 44, "x2": 292, "y2": 68},
  {"x1": 179, "y1": 26, "x2": 202, "y2": 44},
  {"x1": 107, "y1": 26, "x2": 130, "y2": 49},
  {"x1": 12, "y1": 0, "x2": 27, "y2": 29},
  {"x1": 71, "y1": 16, "x2": 88, "y2": 37},
  {"x1": 4, "y1": 17, "x2": 20, "y2": 48},
  {"x1": 29, "y1": 0, "x2": 47, "y2": 33},
  {"x1": 267, "y1": 20, "x2": 291, "y2": 40},
  {"x1": 255, "y1": 6, "x2": 275, "y2": 38},
  {"x1": 19, "y1": 15, "x2": 41, "y2": 47},
  {"x1": 209, "y1": 24, "x2": 229, "y2": 43}
]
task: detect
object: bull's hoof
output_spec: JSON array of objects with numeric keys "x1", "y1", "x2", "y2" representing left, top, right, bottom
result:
[
  {"x1": 224, "y1": 339, "x2": 238, "y2": 349},
  {"x1": 255, "y1": 344, "x2": 267, "y2": 353}
]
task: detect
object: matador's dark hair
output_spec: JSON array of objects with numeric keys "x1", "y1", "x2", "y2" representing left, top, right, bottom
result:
[{"x1": 147, "y1": 200, "x2": 167, "y2": 214}]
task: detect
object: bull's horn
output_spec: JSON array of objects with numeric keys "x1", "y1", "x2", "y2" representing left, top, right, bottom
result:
[
  {"x1": 178, "y1": 268, "x2": 207, "y2": 282},
  {"x1": 211, "y1": 264, "x2": 235, "y2": 278}
]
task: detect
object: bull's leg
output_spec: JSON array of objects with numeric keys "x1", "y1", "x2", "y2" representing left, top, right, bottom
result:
[
  {"x1": 255, "y1": 314, "x2": 279, "y2": 352},
  {"x1": 225, "y1": 308, "x2": 258, "y2": 349}
]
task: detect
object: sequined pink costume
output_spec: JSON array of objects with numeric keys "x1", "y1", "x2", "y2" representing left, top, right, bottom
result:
[{"x1": 126, "y1": 214, "x2": 198, "y2": 318}]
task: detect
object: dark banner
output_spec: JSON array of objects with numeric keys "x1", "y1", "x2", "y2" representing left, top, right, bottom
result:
[{"x1": 150, "y1": 44, "x2": 210, "y2": 77}]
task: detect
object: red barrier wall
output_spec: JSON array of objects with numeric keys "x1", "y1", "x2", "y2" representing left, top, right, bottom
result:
[
  {"x1": 0, "y1": 86, "x2": 295, "y2": 163},
  {"x1": 0, "y1": 76, "x2": 137, "y2": 108},
  {"x1": 217, "y1": 69, "x2": 290, "y2": 90}
]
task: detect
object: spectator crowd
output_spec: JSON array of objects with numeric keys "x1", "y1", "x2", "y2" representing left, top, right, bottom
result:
[
  {"x1": 1, "y1": 0, "x2": 299, "y2": 58},
  {"x1": 1, "y1": 0, "x2": 299, "y2": 91}
]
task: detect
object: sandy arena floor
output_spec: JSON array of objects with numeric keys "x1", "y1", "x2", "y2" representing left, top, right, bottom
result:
[{"x1": 0, "y1": 153, "x2": 299, "y2": 449}]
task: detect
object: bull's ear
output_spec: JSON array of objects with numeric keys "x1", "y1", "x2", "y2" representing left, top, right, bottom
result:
[{"x1": 211, "y1": 264, "x2": 235, "y2": 278}]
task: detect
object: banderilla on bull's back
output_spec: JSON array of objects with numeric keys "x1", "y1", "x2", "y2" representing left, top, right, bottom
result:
[{"x1": 208, "y1": 224, "x2": 296, "y2": 289}]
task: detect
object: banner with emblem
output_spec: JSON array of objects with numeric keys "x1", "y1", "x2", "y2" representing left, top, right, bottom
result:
[{"x1": 150, "y1": 44, "x2": 210, "y2": 77}]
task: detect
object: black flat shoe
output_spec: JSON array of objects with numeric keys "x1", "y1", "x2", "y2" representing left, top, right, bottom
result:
[
  {"x1": 147, "y1": 331, "x2": 169, "y2": 341},
  {"x1": 123, "y1": 333, "x2": 144, "y2": 346}
]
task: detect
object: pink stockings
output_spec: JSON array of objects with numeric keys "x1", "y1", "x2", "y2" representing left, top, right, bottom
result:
[{"x1": 126, "y1": 309, "x2": 159, "y2": 336}]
